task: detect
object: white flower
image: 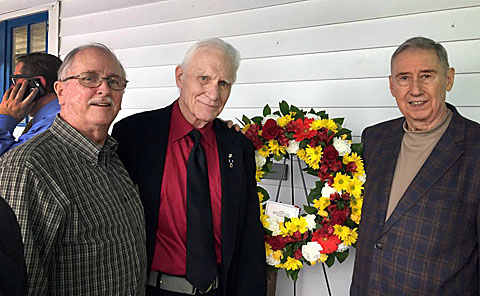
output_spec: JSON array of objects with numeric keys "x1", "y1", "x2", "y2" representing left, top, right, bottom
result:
[
  {"x1": 305, "y1": 214, "x2": 316, "y2": 231},
  {"x1": 321, "y1": 183, "x2": 338, "y2": 197},
  {"x1": 266, "y1": 216, "x2": 282, "y2": 236},
  {"x1": 262, "y1": 114, "x2": 280, "y2": 125},
  {"x1": 301, "y1": 241, "x2": 323, "y2": 262},
  {"x1": 337, "y1": 243, "x2": 349, "y2": 252},
  {"x1": 286, "y1": 140, "x2": 300, "y2": 154},
  {"x1": 305, "y1": 114, "x2": 321, "y2": 120},
  {"x1": 266, "y1": 253, "x2": 281, "y2": 266},
  {"x1": 357, "y1": 173, "x2": 366, "y2": 184},
  {"x1": 255, "y1": 151, "x2": 266, "y2": 167},
  {"x1": 332, "y1": 137, "x2": 351, "y2": 156}
]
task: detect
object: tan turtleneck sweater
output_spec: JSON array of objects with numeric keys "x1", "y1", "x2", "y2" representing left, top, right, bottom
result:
[{"x1": 385, "y1": 109, "x2": 453, "y2": 220}]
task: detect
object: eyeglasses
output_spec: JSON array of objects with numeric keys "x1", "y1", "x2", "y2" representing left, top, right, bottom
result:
[
  {"x1": 10, "y1": 74, "x2": 40, "y2": 86},
  {"x1": 61, "y1": 72, "x2": 128, "y2": 91},
  {"x1": 395, "y1": 73, "x2": 436, "y2": 87}
]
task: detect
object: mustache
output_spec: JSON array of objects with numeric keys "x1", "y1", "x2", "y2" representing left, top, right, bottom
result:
[{"x1": 88, "y1": 97, "x2": 115, "y2": 107}]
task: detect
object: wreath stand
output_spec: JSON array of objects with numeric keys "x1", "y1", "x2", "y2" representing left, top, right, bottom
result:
[{"x1": 269, "y1": 155, "x2": 332, "y2": 296}]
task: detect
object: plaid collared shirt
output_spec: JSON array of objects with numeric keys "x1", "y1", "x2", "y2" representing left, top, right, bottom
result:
[{"x1": 0, "y1": 115, "x2": 147, "y2": 295}]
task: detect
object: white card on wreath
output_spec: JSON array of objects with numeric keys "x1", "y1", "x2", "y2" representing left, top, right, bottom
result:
[{"x1": 265, "y1": 201, "x2": 300, "y2": 222}]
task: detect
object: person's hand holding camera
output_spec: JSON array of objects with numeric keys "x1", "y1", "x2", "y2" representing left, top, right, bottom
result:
[{"x1": 0, "y1": 81, "x2": 38, "y2": 123}]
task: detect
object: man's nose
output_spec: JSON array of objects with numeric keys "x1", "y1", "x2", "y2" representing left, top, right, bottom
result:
[
  {"x1": 96, "y1": 78, "x2": 111, "y2": 94},
  {"x1": 206, "y1": 82, "x2": 220, "y2": 99},
  {"x1": 410, "y1": 77, "x2": 424, "y2": 95}
]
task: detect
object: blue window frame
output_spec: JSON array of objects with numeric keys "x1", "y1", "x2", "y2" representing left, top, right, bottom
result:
[{"x1": 0, "y1": 12, "x2": 48, "y2": 125}]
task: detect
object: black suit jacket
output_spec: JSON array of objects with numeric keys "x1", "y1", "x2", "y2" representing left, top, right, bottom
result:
[
  {"x1": 112, "y1": 103, "x2": 266, "y2": 296},
  {"x1": 351, "y1": 104, "x2": 480, "y2": 295},
  {"x1": 0, "y1": 197, "x2": 27, "y2": 296}
]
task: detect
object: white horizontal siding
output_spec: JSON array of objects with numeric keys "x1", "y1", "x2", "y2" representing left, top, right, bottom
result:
[
  {"x1": 111, "y1": 6, "x2": 480, "y2": 69},
  {"x1": 58, "y1": 0, "x2": 479, "y2": 54}
]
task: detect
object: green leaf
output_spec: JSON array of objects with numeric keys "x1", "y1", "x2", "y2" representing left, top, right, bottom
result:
[
  {"x1": 241, "y1": 115, "x2": 251, "y2": 125},
  {"x1": 336, "y1": 128, "x2": 352, "y2": 138},
  {"x1": 332, "y1": 117, "x2": 345, "y2": 125},
  {"x1": 273, "y1": 111, "x2": 281, "y2": 116},
  {"x1": 291, "y1": 105, "x2": 301, "y2": 115},
  {"x1": 291, "y1": 270, "x2": 299, "y2": 282},
  {"x1": 325, "y1": 255, "x2": 335, "y2": 267},
  {"x1": 251, "y1": 116, "x2": 263, "y2": 124},
  {"x1": 351, "y1": 143, "x2": 364, "y2": 154},
  {"x1": 335, "y1": 249, "x2": 349, "y2": 263},
  {"x1": 273, "y1": 154, "x2": 284, "y2": 161},
  {"x1": 263, "y1": 104, "x2": 272, "y2": 116},
  {"x1": 304, "y1": 205, "x2": 318, "y2": 214},
  {"x1": 279, "y1": 101, "x2": 290, "y2": 116}
]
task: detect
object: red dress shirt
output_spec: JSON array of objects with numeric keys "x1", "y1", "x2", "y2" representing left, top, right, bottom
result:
[{"x1": 151, "y1": 101, "x2": 222, "y2": 275}]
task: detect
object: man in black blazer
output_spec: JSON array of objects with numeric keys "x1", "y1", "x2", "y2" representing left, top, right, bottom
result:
[
  {"x1": 113, "y1": 38, "x2": 266, "y2": 296},
  {"x1": 0, "y1": 197, "x2": 27, "y2": 296}
]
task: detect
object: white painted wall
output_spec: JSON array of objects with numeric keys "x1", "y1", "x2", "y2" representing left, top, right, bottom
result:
[{"x1": 2, "y1": 0, "x2": 480, "y2": 295}]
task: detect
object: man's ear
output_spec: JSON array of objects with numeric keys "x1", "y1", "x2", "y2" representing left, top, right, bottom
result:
[
  {"x1": 446, "y1": 67, "x2": 455, "y2": 92},
  {"x1": 37, "y1": 76, "x2": 47, "y2": 88},
  {"x1": 54, "y1": 81, "x2": 65, "y2": 105},
  {"x1": 175, "y1": 65, "x2": 184, "y2": 88}
]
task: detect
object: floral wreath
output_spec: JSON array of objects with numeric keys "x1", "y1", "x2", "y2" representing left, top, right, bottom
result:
[{"x1": 241, "y1": 101, "x2": 365, "y2": 281}]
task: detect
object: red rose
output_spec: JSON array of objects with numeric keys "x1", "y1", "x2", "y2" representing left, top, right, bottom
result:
[
  {"x1": 294, "y1": 248, "x2": 303, "y2": 259},
  {"x1": 328, "y1": 204, "x2": 350, "y2": 225},
  {"x1": 323, "y1": 145, "x2": 339, "y2": 161},
  {"x1": 262, "y1": 119, "x2": 280, "y2": 140},
  {"x1": 267, "y1": 235, "x2": 287, "y2": 251},
  {"x1": 345, "y1": 161, "x2": 357, "y2": 173}
]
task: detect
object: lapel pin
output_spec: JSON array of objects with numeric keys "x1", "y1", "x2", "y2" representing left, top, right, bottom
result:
[{"x1": 228, "y1": 153, "x2": 234, "y2": 168}]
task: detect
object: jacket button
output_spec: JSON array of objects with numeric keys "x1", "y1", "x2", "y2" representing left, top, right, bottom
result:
[{"x1": 375, "y1": 243, "x2": 383, "y2": 250}]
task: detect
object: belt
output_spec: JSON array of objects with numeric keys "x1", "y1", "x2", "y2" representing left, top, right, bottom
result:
[{"x1": 148, "y1": 271, "x2": 218, "y2": 295}]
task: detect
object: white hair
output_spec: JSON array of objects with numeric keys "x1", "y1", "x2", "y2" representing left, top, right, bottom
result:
[{"x1": 180, "y1": 38, "x2": 241, "y2": 83}]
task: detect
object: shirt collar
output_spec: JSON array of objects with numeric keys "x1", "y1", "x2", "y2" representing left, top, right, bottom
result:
[
  {"x1": 32, "y1": 98, "x2": 60, "y2": 124},
  {"x1": 50, "y1": 114, "x2": 117, "y2": 166},
  {"x1": 170, "y1": 100, "x2": 215, "y2": 148}
]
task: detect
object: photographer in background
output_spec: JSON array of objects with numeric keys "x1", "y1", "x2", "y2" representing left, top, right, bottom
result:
[{"x1": 0, "y1": 52, "x2": 62, "y2": 156}]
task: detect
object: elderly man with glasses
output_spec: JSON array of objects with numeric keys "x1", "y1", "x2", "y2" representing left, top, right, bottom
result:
[
  {"x1": 0, "y1": 43, "x2": 147, "y2": 295},
  {"x1": 0, "y1": 52, "x2": 62, "y2": 157}
]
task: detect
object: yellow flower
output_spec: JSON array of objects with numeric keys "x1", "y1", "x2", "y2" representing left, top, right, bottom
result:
[
  {"x1": 256, "y1": 167, "x2": 265, "y2": 182},
  {"x1": 297, "y1": 148, "x2": 307, "y2": 161},
  {"x1": 257, "y1": 191, "x2": 265, "y2": 203},
  {"x1": 242, "y1": 123, "x2": 251, "y2": 133},
  {"x1": 272, "y1": 250, "x2": 283, "y2": 261},
  {"x1": 282, "y1": 257, "x2": 303, "y2": 271},
  {"x1": 350, "y1": 197, "x2": 363, "y2": 224},
  {"x1": 268, "y1": 140, "x2": 286, "y2": 156},
  {"x1": 265, "y1": 242, "x2": 273, "y2": 256},
  {"x1": 319, "y1": 254, "x2": 328, "y2": 263},
  {"x1": 333, "y1": 173, "x2": 351, "y2": 191},
  {"x1": 260, "y1": 206, "x2": 269, "y2": 228},
  {"x1": 333, "y1": 225, "x2": 349, "y2": 241},
  {"x1": 258, "y1": 145, "x2": 270, "y2": 157},
  {"x1": 313, "y1": 197, "x2": 331, "y2": 217},
  {"x1": 279, "y1": 221, "x2": 295, "y2": 236},
  {"x1": 346, "y1": 178, "x2": 364, "y2": 199},
  {"x1": 342, "y1": 228, "x2": 358, "y2": 246},
  {"x1": 290, "y1": 217, "x2": 309, "y2": 234},
  {"x1": 305, "y1": 145, "x2": 323, "y2": 170},
  {"x1": 277, "y1": 113, "x2": 295, "y2": 128},
  {"x1": 311, "y1": 119, "x2": 338, "y2": 133}
]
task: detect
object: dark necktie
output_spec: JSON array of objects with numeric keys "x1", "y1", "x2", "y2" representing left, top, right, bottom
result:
[
  {"x1": 21, "y1": 119, "x2": 33, "y2": 135},
  {"x1": 186, "y1": 129, "x2": 217, "y2": 292}
]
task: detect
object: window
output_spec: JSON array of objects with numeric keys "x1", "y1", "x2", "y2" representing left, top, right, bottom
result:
[{"x1": 0, "y1": 12, "x2": 48, "y2": 125}]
